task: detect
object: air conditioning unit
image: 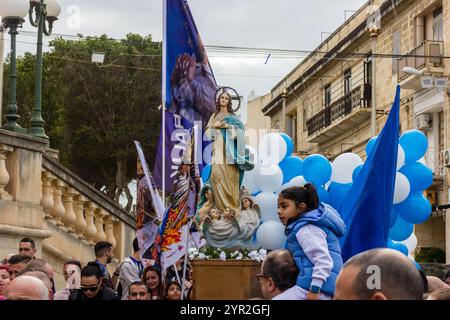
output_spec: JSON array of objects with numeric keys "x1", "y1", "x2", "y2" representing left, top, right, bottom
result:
[
  {"x1": 443, "y1": 149, "x2": 450, "y2": 167},
  {"x1": 415, "y1": 114, "x2": 431, "y2": 130}
]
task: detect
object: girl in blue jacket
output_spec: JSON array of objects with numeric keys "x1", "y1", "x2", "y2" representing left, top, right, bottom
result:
[{"x1": 278, "y1": 184, "x2": 346, "y2": 300}]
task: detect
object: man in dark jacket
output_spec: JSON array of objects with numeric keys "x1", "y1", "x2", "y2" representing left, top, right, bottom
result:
[{"x1": 69, "y1": 263, "x2": 118, "y2": 301}]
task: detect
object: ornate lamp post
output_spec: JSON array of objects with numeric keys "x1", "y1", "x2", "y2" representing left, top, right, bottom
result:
[
  {"x1": 368, "y1": 22, "x2": 380, "y2": 137},
  {"x1": 28, "y1": 0, "x2": 61, "y2": 139},
  {"x1": 0, "y1": 0, "x2": 30, "y2": 133}
]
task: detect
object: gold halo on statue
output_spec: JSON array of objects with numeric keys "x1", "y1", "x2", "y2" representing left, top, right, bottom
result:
[{"x1": 215, "y1": 86, "x2": 241, "y2": 112}]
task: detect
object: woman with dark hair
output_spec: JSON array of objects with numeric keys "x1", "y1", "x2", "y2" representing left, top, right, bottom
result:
[
  {"x1": 142, "y1": 266, "x2": 163, "y2": 300},
  {"x1": 278, "y1": 184, "x2": 346, "y2": 300},
  {"x1": 68, "y1": 263, "x2": 118, "y2": 300}
]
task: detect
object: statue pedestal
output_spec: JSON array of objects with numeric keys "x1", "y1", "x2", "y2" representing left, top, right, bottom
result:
[{"x1": 191, "y1": 259, "x2": 262, "y2": 300}]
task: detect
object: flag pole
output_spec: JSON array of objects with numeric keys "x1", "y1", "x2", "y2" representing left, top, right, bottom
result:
[
  {"x1": 181, "y1": 220, "x2": 194, "y2": 300},
  {"x1": 162, "y1": 0, "x2": 167, "y2": 207}
]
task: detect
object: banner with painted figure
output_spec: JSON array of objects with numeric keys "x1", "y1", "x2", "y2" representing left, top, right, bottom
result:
[
  {"x1": 152, "y1": 126, "x2": 201, "y2": 271},
  {"x1": 134, "y1": 141, "x2": 165, "y2": 267},
  {"x1": 153, "y1": 0, "x2": 217, "y2": 192}
]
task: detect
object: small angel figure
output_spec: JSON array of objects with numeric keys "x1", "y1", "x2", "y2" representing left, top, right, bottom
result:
[{"x1": 210, "y1": 208, "x2": 222, "y2": 222}]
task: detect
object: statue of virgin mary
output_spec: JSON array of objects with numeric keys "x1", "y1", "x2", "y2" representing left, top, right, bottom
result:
[{"x1": 195, "y1": 88, "x2": 257, "y2": 248}]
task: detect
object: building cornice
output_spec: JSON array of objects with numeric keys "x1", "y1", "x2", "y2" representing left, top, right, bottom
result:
[{"x1": 262, "y1": 0, "x2": 409, "y2": 116}]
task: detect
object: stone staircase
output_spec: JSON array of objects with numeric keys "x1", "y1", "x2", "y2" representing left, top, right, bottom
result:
[{"x1": 0, "y1": 129, "x2": 136, "y2": 289}]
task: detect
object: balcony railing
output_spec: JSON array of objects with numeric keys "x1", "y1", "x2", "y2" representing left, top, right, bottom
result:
[
  {"x1": 397, "y1": 40, "x2": 444, "y2": 81},
  {"x1": 307, "y1": 84, "x2": 370, "y2": 137}
]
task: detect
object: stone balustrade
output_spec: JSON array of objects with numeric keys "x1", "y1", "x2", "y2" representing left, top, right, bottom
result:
[
  {"x1": 0, "y1": 129, "x2": 136, "y2": 289},
  {"x1": 41, "y1": 155, "x2": 135, "y2": 261}
]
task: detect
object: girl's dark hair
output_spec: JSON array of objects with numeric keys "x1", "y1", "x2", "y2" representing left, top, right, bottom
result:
[
  {"x1": 215, "y1": 92, "x2": 234, "y2": 114},
  {"x1": 142, "y1": 266, "x2": 163, "y2": 299},
  {"x1": 163, "y1": 279, "x2": 182, "y2": 300},
  {"x1": 279, "y1": 183, "x2": 319, "y2": 212}
]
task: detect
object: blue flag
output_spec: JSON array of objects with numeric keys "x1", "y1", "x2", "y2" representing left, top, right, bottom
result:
[
  {"x1": 339, "y1": 86, "x2": 401, "y2": 262},
  {"x1": 153, "y1": 0, "x2": 217, "y2": 192}
]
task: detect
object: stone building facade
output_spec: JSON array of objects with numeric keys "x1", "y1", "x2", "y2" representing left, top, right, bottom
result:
[{"x1": 258, "y1": 0, "x2": 450, "y2": 262}]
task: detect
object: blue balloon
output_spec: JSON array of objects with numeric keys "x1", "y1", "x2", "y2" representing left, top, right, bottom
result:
[
  {"x1": 400, "y1": 162, "x2": 433, "y2": 193},
  {"x1": 201, "y1": 164, "x2": 211, "y2": 183},
  {"x1": 388, "y1": 240, "x2": 409, "y2": 256},
  {"x1": 352, "y1": 164, "x2": 363, "y2": 183},
  {"x1": 279, "y1": 133, "x2": 294, "y2": 159},
  {"x1": 399, "y1": 130, "x2": 428, "y2": 163},
  {"x1": 313, "y1": 184, "x2": 329, "y2": 204},
  {"x1": 389, "y1": 208, "x2": 398, "y2": 228},
  {"x1": 252, "y1": 191, "x2": 261, "y2": 197},
  {"x1": 365, "y1": 136, "x2": 378, "y2": 157},
  {"x1": 389, "y1": 215, "x2": 414, "y2": 241},
  {"x1": 396, "y1": 193, "x2": 432, "y2": 224},
  {"x1": 303, "y1": 154, "x2": 332, "y2": 186},
  {"x1": 327, "y1": 182, "x2": 352, "y2": 212},
  {"x1": 279, "y1": 156, "x2": 303, "y2": 184}
]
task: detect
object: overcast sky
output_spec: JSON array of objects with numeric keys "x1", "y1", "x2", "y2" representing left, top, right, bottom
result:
[{"x1": 11, "y1": 0, "x2": 367, "y2": 120}]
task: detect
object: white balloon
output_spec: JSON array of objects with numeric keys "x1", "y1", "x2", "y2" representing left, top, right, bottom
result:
[
  {"x1": 242, "y1": 171, "x2": 260, "y2": 195},
  {"x1": 397, "y1": 145, "x2": 405, "y2": 170},
  {"x1": 402, "y1": 233, "x2": 418, "y2": 254},
  {"x1": 254, "y1": 163, "x2": 283, "y2": 193},
  {"x1": 418, "y1": 157, "x2": 427, "y2": 166},
  {"x1": 255, "y1": 192, "x2": 279, "y2": 222},
  {"x1": 280, "y1": 182, "x2": 293, "y2": 192},
  {"x1": 256, "y1": 221, "x2": 286, "y2": 250},
  {"x1": 258, "y1": 133, "x2": 287, "y2": 165},
  {"x1": 289, "y1": 176, "x2": 307, "y2": 187},
  {"x1": 331, "y1": 153, "x2": 363, "y2": 184},
  {"x1": 246, "y1": 145, "x2": 259, "y2": 164},
  {"x1": 393, "y1": 172, "x2": 410, "y2": 204}
]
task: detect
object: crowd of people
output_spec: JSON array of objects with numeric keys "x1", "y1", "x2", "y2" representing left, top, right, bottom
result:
[
  {"x1": 1, "y1": 238, "x2": 449, "y2": 301},
  {"x1": 0, "y1": 237, "x2": 194, "y2": 301},
  {"x1": 0, "y1": 184, "x2": 449, "y2": 301}
]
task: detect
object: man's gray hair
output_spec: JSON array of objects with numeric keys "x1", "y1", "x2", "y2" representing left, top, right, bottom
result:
[
  {"x1": 12, "y1": 275, "x2": 49, "y2": 300},
  {"x1": 261, "y1": 249, "x2": 299, "y2": 291}
]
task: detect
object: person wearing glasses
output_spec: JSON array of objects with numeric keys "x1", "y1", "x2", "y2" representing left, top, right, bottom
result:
[
  {"x1": 69, "y1": 263, "x2": 119, "y2": 300},
  {"x1": 256, "y1": 249, "x2": 299, "y2": 300},
  {"x1": 127, "y1": 281, "x2": 150, "y2": 300},
  {"x1": 18, "y1": 238, "x2": 37, "y2": 259},
  {"x1": 7, "y1": 254, "x2": 32, "y2": 280}
]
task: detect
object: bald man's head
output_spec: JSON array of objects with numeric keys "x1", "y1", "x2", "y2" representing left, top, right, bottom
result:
[
  {"x1": 6, "y1": 275, "x2": 49, "y2": 300},
  {"x1": 335, "y1": 248, "x2": 424, "y2": 300}
]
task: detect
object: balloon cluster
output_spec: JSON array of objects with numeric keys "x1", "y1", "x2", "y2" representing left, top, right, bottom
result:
[
  {"x1": 199, "y1": 130, "x2": 432, "y2": 258},
  {"x1": 385, "y1": 130, "x2": 432, "y2": 263}
]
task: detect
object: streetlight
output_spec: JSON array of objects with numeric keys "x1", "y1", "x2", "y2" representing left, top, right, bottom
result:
[
  {"x1": 281, "y1": 87, "x2": 288, "y2": 133},
  {"x1": 368, "y1": 23, "x2": 380, "y2": 137},
  {"x1": 28, "y1": 0, "x2": 61, "y2": 139},
  {"x1": 0, "y1": 0, "x2": 30, "y2": 133},
  {"x1": 367, "y1": 3, "x2": 380, "y2": 137}
]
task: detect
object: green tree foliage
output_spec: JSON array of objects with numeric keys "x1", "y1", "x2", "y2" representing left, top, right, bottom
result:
[{"x1": 2, "y1": 34, "x2": 162, "y2": 211}]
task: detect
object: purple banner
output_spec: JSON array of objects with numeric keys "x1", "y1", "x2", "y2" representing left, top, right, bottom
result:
[{"x1": 153, "y1": 0, "x2": 217, "y2": 192}]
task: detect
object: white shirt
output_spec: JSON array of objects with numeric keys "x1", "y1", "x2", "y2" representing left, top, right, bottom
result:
[{"x1": 272, "y1": 286, "x2": 305, "y2": 300}]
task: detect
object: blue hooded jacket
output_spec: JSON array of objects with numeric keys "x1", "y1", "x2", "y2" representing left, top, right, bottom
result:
[{"x1": 285, "y1": 203, "x2": 346, "y2": 296}]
